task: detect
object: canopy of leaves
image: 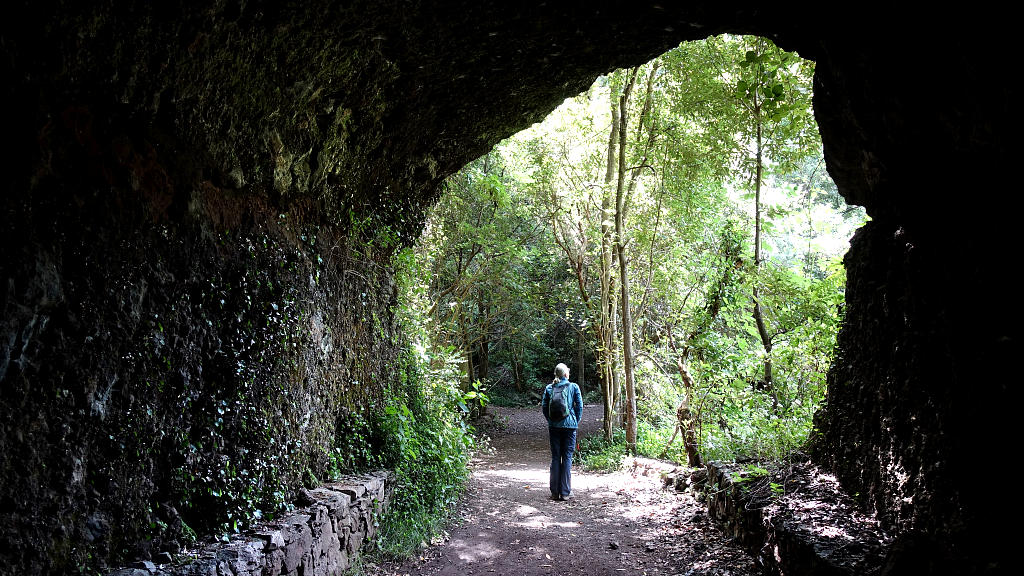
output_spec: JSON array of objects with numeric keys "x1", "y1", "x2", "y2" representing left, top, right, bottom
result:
[{"x1": 401, "y1": 35, "x2": 867, "y2": 464}]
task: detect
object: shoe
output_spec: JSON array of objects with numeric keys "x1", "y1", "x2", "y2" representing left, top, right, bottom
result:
[
  {"x1": 560, "y1": 493, "x2": 572, "y2": 501},
  {"x1": 550, "y1": 493, "x2": 561, "y2": 501}
]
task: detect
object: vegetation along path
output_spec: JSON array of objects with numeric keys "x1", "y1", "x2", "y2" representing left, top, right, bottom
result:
[{"x1": 368, "y1": 406, "x2": 758, "y2": 576}]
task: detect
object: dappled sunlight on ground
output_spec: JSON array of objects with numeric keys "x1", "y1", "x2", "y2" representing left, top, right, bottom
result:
[
  {"x1": 449, "y1": 537, "x2": 504, "y2": 563},
  {"x1": 367, "y1": 406, "x2": 760, "y2": 576},
  {"x1": 474, "y1": 465, "x2": 547, "y2": 484},
  {"x1": 514, "y1": 504, "x2": 539, "y2": 515}
]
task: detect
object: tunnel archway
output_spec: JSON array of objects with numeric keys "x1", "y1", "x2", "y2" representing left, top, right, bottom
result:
[{"x1": 1, "y1": 2, "x2": 1011, "y2": 574}]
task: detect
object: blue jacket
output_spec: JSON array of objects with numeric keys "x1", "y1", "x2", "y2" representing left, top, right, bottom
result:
[{"x1": 542, "y1": 378, "x2": 583, "y2": 429}]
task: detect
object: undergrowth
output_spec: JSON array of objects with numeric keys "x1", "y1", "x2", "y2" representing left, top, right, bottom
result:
[
  {"x1": 370, "y1": 364, "x2": 473, "y2": 558},
  {"x1": 576, "y1": 422, "x2": 689, "y2": 472},
  {"x1": 367, "y1": 248, "x2": 477, "y2": 559},
  {"x1": 577, "y1": 413, "x2": 809, "y2": 474},
  {"x1": 485, "y1": 383, "x2": 538, "y2": 408}
]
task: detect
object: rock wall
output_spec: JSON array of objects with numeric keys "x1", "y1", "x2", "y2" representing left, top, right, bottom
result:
[
  {"x1": 2, "y1": 5, "x2": 411, "y2": 569},
  {"x1": 0, "y1": 142, "x2": 403, "y2": 572},
  {"x1": 108, "y1": 472, "x2": 392, "y2": 576},
  {"x1": 702, "y1": 461, "x2": 890, "y2": 576},
  {"x1": 807, "y1": 20, "x2": 1015, "y2": 573}
]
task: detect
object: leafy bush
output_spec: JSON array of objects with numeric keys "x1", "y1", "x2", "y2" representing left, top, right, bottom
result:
[
  {"x1": 577, "y1": 429, "x2": 627, "y2": 472},
  {"x1": 700, "y1": 404, "x2": 813, "y2": 462},
  {"x1": 370, "y1": 249, "x2": 477, "y2": 558},
  {"x1": 635, "y1": 421, "x2": 689, "y2": 464},
  {"x1": 484, "y1": 382, "x2": 535, "y2": 408},
  {"x1": 368, "y1": 348, "x2": 474, "y2": 558},
  {"x1": 577, "y1": 420, "x2": 691, "y2": 471}
]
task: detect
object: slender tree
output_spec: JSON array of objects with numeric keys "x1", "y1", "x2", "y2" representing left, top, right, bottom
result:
[{"x1": 725, "y1": 36, "x2": 816, "y2": 404}]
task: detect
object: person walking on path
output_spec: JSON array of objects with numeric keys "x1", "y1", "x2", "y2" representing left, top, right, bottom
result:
[{"x1": 542, "y1": 362, "x2": 583, "y2": 501}]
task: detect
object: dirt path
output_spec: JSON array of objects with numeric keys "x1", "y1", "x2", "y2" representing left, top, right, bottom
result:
[{"x1": 367, "y1": 406, "x2": 759, "y2": 576}]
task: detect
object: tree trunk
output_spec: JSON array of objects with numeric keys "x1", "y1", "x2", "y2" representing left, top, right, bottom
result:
[
  {"x1": 617, "y1": 238, "x2": 637, "y2": 450},
  {"x1": 750, "y1": 84, "x2": 776, "y2": 407},
  {"x1": 513, "y1": 348, "x2": 523, "y2": 392},
  {"x1": 476, "y1": 299, "x2": 489, "y2": 381},
  {"x1": 600, "y1": 74, "x2": 621, "y2": 441},
  {"x1": 577, "y1": 334, "x2": 585, "y2": 394},
  {"x1": 462, "y1": 320, "x2": 474, "y2": 385},
  {"x1": 616, "y1": 67, "x2": 640, "y2": 452},
  {"x1": 672, "y1": 353, "x2": 702, "y2": 467},
  {"x1": 610, "y1": 249, "x2": 622, "y2": 427}
]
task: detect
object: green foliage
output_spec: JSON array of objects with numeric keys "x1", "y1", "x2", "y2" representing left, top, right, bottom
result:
[
  {"x1": 370, "y1": 247, "x2": 478, "y2": 559},
  {"x1": 416, "y1": 151, "x2": 580, "y2": 394},
  {"x1": 372, "y1": 367, "x2": 473, "y2": 558},
  {"x1": 635, "y1": 421, "x2": 689, "y2": 464},
  {"x1": 577, "y1": 429, "x2": 627, "y2": 472},
  {"x1": 484, "y1": 382, "x2": 538, "y2": 408},
  {"x1": 460, "y1": 379, "x2": 490, "y2": 418},
  {"x1": 412, "y1": 34, "x2": 866, "y2": 496},
  {"x1": 577, "y1": 420, "x2": 693, "y2": 471},
  {"x1": 730, "y1": 463, "x2": 787, "y2": 503}
]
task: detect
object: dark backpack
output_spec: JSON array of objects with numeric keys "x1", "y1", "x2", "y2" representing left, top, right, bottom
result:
[{"x1": 549, "y1": 381, "x2": 570, "y2": 421}]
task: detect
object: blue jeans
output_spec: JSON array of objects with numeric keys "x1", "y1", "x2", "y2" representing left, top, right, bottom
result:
[{"x1": 548, "y1": 427, "x2": 577, "y2": 497}]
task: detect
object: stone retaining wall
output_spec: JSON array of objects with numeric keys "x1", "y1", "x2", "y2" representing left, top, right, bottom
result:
[
  {"x1": 109, "y1": 472, "x2": 392, "y2": 576},
  {"x1": 701, "y1": 461, "x2": 891, "y2": 576}
]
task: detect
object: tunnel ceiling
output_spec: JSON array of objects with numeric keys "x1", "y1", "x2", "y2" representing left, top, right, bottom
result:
[{"x1": 9, "y1": 1, "x2": 1006, "y2": 234}]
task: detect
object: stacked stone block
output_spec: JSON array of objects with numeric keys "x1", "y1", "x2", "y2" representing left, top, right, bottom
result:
[{"x1": 108, "y1": 472, "x2": 392, "y2": 576}]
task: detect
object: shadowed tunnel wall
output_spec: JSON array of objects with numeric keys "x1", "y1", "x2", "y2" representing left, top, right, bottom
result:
[{"x1": 0, "y1": 2, "x2": 1014, "y2": 574}]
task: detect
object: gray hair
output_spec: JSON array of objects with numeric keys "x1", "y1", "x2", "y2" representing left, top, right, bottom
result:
[{"x1": 554, "y1": 363, "x2": 569, "y2": 379}]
